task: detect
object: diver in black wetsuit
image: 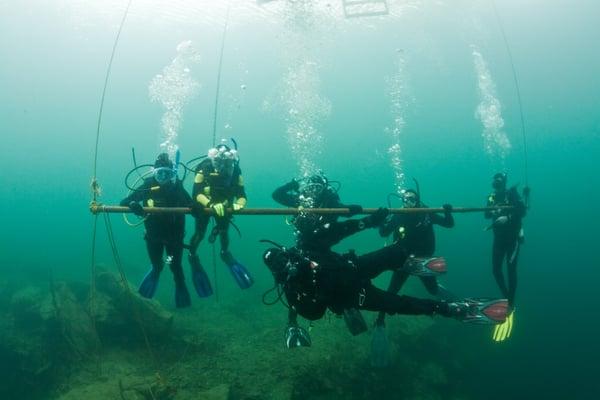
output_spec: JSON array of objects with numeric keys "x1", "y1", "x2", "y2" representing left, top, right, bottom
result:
[
  {"x1": 485, "y1": 172, "x2": 529, "y2": 309},
  {"x1": 271, "y1": 174, "x2": 363, "y2": 347},
  {"x1": 375, "y1": 188, "x2": 455, "y2": 327},
  {"x1": 120, "y1": 153, "x2": 193, "y2": 308},
  {"x1": 263, "y1": 208, "x2": 504, "y2": 346}
]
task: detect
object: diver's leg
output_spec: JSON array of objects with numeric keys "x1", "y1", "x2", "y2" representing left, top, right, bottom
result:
[
  {"x1": 375, "y1": 270, "x2": 410, "y2": 325},
  {"x1": 145, "y1": 236, "x2": 164, "y2": 271},
  {"x1": 492, "y1": 237, "x2": 509, "y2": 299},
  {"x1": 218, "y1": 218, "x2": 253, "y2": 289},
  {"x1": 218, "y1": 217, "x2": 231, "y2": 255},
  {"x1": 356, "y1": 245, "x2": 409, "y2": 280},
  {"x1": 421, "y1": 276, "x2": 439, "y2": 296},
  {"x1": 419, "y1": 276, "x2": 457, "y2": 301},
  {"x1": 167, "y1": 239, "x2": 191, "y2": 308},
  {"x1": 361, "y1": 284, "x2": 442, "y2": 316},
  {"x1": 189, "y1": 214, "x2": 210, "y2": 255},
  {"x1": 138, "y1": 236, "x2": 165, "y2": 298},
  {"x1": 507, "y1": 239, "x2": 520, "y2": 308},
  {"x1": 166, "y1": 240, "x2": 185, "y2": 282}
]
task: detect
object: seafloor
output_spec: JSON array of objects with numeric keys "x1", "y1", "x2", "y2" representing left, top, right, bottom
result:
[{"x1": 1, "y1": 270, "x2": 486, "y2": 400}]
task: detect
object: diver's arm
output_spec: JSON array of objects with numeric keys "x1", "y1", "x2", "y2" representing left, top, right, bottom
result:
[
  {"x1": 432, "y1": 207, "x2": 454, "y2": 228},
  {"x1": 272, "y1": 180, "x2": 300, "y2": 207},
  {"x1": 233, "y1": 175, "x2": 247, "y2": 209},
  {"x1": 309, "y1": 209, "x2": 389, "y2": 247},
  {"x1": 379, "y1": 214, "x2": 400, "y2": 237},
  {"x1": 484, "y1": 195, "x2": 495, "y2": 219},
  {"x1": 119, "y1": 180, "x2": 150, "y2": 206},
  {"x1": 192, "y1": 170, "x2": 211, "y2": 207}
]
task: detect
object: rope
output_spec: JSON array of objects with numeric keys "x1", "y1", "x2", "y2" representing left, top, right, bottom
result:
[
  {"x1": 91, "y1": 0, "x2": 133, "y2": 201},
  {"x1": 209, "y1": 0, "x2": 232, "y2": 302},
  {"x1": 88, "y1": 0, "x2": 133, "y2": 377},
  {"x1": 89, "y1": 214, "x2": 103, "y2": 372},
  {"x1": 212, "y1": 237, "x2": 219, "y2": 302},
  {"x1": 211, "y1": 0, "x2": 232, "y2": 146},
  {"x1": 103, "y1": 212, "x2": 161, "y2": 377},
  {"x1": 491, "y1": 0, "x2": 529, "y2": 186}
]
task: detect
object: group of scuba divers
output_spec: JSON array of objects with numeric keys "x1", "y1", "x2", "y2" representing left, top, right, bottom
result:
[{"x1": 121, "y1": 139, "x2": 530, "y2": 363}]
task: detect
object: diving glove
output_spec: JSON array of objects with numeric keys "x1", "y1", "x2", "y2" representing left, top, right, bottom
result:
[
  {"x1": 211, "y1": 202, "x2": 226, "y2": 217},
  {"x1": 284, "y1": 325, "x2": 311, "y2": 349},
  {"x1": 129, "y1": 201, "x2": 145, "y2": 217}
]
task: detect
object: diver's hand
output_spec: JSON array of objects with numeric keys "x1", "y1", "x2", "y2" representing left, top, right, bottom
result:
[
  {"x1": 233, "y1": 203, "x2": 244, "y2": 212},
  {"x1": 443, "y1": 204, "x2": 453, "y2": 213},
  {"x1": 490, "y1": 208, "x2": 502, "y2": 217},
  {"x1": 495, "y1": 216, "x2": 509, "y2": 225},
  {"x1": 211, "y1": 202, "x2": 226, "y2": 217},
  {"x1": 129, "y1": 201, "x2": 144, "y2": 217},
  {"x1": 369, "y1": 207, "x2": 390, "y2": 227},
  {"x1": 347, "y1": 204, "x2": 363, "y2": 216}
]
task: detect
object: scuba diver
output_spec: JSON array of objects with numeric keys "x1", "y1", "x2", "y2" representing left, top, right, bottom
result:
[
  {"x1": 187, "y1": 139, "x2": 253, "y2": 296},
  {"x1": 371, "y1": 185, "x2": 455, "y2": 366},
  {"x1": 485, "y1": 172, "x2": 529, "y2": 342},
  {"x1": 262, "y1": 207, "x2": 509, "y2": 348},
  {"x1": 120, "y1": 152, "x2": 194, "y2": 308},
  {"x1": 271, "y1": 174, "x2": 363, "y2": 348}
]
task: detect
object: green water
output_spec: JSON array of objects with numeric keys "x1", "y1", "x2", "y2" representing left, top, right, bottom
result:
[{"x1": 1, "y1": 0, "x2": 599, "y2": 399}]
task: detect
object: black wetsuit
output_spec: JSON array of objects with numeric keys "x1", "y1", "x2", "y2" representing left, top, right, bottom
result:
[
  {"x1": 485, "y1": 186, "x2": 526, "y2": 308},
  {"x1": 378, "y1": 207, "x2": 454, "y2": 296},
  {"x1": 274, "y1": 213, "x2": 450, "y2": 321},
  {"x1": 189, "y1": 159, "x2": 247, "y2": 263},
  {"x1": 120, "y1": 179, "x2": 192, "y2": 285},
  {"x1": 272, "y1": 179, "x2": 356, "y2": 324}
]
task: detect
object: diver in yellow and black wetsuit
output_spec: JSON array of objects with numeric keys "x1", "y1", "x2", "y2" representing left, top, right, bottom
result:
[
  {"x1": 120, "y1": 152, "x2": 194, "y2": 308},
  {"x1": 187, "y1": 140, "x2": 253, "y2": 295}
]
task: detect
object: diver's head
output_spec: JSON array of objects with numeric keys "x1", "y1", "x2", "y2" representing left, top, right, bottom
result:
[
  {"x1": 299, "y1": 173, "x2": 328, "y2": 207},
  {"x1": 153, "y1": 153, "x2": 175, "y2": 186},
  {"x1": 263, "y1": 247, "x2": 290, "y2": 284},
  {"x1": 492, "y1": 172, "x2": 507, "y2": 191},
  {"x1": 402, "y1": 189, "x2": 420, "y2": 208},
  {"x1": 208, "y1": 143, "x2": 238, "y2": 177}
]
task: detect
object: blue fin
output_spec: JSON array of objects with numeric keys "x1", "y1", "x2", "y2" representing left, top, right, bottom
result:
[
  {"x1": 222, "y1": 251, "x2": 254, "y2": 289},
  {"x1": 175, "y1": 282, "x2": 191, "y2": 308},
  {"x1": 188, "y1": 255, "x2": 213, "y2": 297},
  {"x1": 370, "y1": 323, "x2": 391, "y2": 368},
  {"x1": 138, "y1": 268, "x2": 160, "y2": 299},
  {"x1": 229, "y1": 261, "x2": 254, "y2": 289}
]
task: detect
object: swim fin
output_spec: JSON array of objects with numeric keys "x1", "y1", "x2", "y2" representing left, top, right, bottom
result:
[
  {"x1": 343, "y1": 308, "x2": 368, "y2": 336},
  {"x1": 138, "y1": 268, "x2": 160, "y2": 299},
  {"x1": 221, "y1": 251, "x2": 254, "y2": 289},
  {"x1": 175, "y1": 281, "x2": 191, "y2": 308},
  {"x1": 447, "y1": 298, "x2": 508, "y2": 324},
  {"x1": 188, "y1": 254, "x2": 213, "y2": 297},
  {"x1": 403, "y1": 256, "x2": 447, "y2": 276},
  {"x1": 370, "y1": 322, "x2": 391, "y2": 368},
  {"x1": 284, "y1": 325, "x2": 311, "y2": 348},
  {"x1": 492, "y1": 309, "x2": 515, "y2": 342}
]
